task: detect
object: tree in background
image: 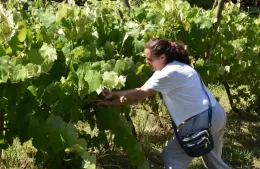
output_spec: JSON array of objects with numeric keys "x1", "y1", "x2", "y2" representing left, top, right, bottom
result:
[{"x1": 186, "y1": 0, "x2": 259, "y2": 10}]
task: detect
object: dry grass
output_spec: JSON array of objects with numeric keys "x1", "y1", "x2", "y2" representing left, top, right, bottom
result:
[{"x1": 0, "y1": 138, "x2": 36, "y2": 169}]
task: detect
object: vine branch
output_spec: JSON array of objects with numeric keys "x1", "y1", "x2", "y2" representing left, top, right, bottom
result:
[
  {"x1": 222, "y1": 82, "x2": 245, "y2": 116},
  {"x1": 205, "y1": 0, "x2": 225, "y2": 61}
]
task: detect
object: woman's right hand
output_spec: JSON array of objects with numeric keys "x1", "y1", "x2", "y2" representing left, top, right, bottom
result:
[{"x1": 102, "y1": 89, "x2": 114, "y2": 100}]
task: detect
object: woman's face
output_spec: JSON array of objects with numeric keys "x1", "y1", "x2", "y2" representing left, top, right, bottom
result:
[{"x1": 144, "y1": 48, "x2": 167, "y2": 71}]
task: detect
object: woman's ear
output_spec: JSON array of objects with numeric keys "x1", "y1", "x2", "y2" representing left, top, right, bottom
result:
[{"x1": 160, "y1": 54, "x2": 166, "y2": 62}]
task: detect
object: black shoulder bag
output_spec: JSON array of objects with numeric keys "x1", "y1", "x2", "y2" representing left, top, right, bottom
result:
[{"x1": 171, "y1": 75, "x2": 214, "y2": 157}]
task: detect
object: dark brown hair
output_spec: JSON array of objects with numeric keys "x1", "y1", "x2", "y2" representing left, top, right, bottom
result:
[{"x1": 145, "y1": 38, "x2": 191, "y2": 65}]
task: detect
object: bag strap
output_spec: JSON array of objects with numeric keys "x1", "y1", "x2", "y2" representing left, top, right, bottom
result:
[
  {"x1": 198, "y1": 74, "x2": 212, "y2": 128},
  {"x1": 171, "y1": 73, "x2": 212, "y2": 131}
]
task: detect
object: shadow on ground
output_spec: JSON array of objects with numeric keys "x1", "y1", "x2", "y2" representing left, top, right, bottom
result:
[{"x1": 222, "y1": 112, "x2": 260, "y2": 169}]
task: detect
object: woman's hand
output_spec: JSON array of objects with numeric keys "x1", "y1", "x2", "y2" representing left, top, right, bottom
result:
[
  {"x1": 96, "y1": 96, "x2": 125, "y2": 107},
  {"x1": 95, "y1": 89, "x2": 118, "y2": 106},
  {"x1": 95, "y1": 89, "x2": 115, "y2": 101},
  {"x1": 95, "y1": 87, "x2": 156, "y2": 107},
  {"x1": 102, "y1": 89, "x2": 114, "y2": 100}
]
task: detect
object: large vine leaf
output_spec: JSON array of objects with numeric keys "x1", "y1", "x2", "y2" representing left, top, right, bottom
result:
[{"x1": 84, "y1": 70, "x2": 102, "y2": 93}]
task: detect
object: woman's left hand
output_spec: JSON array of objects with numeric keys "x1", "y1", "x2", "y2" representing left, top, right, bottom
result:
[
  {"x1": 96, "y1": 99, "x2": 121, "y2": 107},
  {"x1": 96, "y1": 100, "x2": 110, "y2": 106}
]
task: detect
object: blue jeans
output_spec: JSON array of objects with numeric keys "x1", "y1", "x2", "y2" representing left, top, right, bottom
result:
[{"x1": 162, "y1": 102, "x2": 231, "y2": 169}]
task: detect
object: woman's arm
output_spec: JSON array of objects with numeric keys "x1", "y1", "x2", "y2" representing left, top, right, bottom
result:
[{"x1": 97, "y1": 87, "x2": 156, "y2": 106}]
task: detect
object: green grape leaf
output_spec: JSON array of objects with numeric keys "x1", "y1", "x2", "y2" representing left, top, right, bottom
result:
[
  {"x1": 146, "y1": 12, "x2": 156, "y2": 20},
  {"x1": 26, "y1": 63, "x2": 41, "y2": 78},
  {"x1": 8, "y1": 35, "x2": 23, "y2": 53},
  {"x1": 75, "y1": 18, "x2": 86, "y2": 39},
  {"x1": 57, "y1": 3, "x2": 68, "y2": 21},
  {"x1": 114, "y1": 60, "x2": 126, "y2": 74},
  {"x1": 39, "y1": 43, "x2": 57, "y2": 73},
  {"x1": 115, "y1": 75, "x2": 126, "y2": 89},
  {"x1": 27, "y1": 86, "x2": 37, "y2": 96},
  {"x1": 41, "y1": 83, "x2": 58, "y2": 105},
  {"x1": 136, "y1": 64, "x2": 145, "y2": 75},
  {"x1": 66, "y1": 123, "x2": 78, "y2": 137},
  {"x1": 45, "y1": 115, "x2": 86, "y2": 154},
  {"x1": 9, "y1": 56, "x2": 23, "y2": 66},
  {"x1": 84, "y1": 70, "x2": 102, "y2": 93},
  {"x1": 218, "y1": 66, "x2": 225, "y2": 76},
  {"x1": 10, "y1": 64, "x2": 27, "y2": 83},
  {"x1": 0, "y1": 65, "x2": 9, "y2": 83},
  {"x1": 46, "y1": 115, "x2": 64, "y2": 129},
  {"x1": 0, "y1": 17, "x2": 12, "y2": 43},
  {"x1": 91, "y1": 62, "x2": 101, "y2": 71},
  {"x1": 28, "y1": 49, "x2": 44, "y2": 65},
  {"x1": 230, "y1": 38, "x2": 247, "y2": 52},
  {"x1": 124, "y1": 58, "x2": 134, "y2": 70},
  {"x1": 39, "y1": 43, "x2": 57, "y2": 62},
  {"x1": 54, "y1": 82, "x2": 67, "y2": 99},
  {"x1": 200, "y1": 20, "x2": 212, "y2": 29},
  {"x1": 0, "y1": 45, "x2": 6, "y2": 57},
  {"x1": 132, "y1": 8, "x2": 146, "y2": 22},
  {"x1": 72, "y1": 46, "x2": 85, "y2": 57},
  {"x1": 0, "y1": 56, "x2": 10, "y2": 65},
  {"x1": 102, "y1": 71, "x2": 119, "y2": 89},
  {"x1": 29, "y1": 117, "x2": 48, "y2": 149},
  {"x1": 100, "y1": 63, "x2": 113, "y2": 73},
  {"x1": 104, "y1": 41, "x2": 114, "y2": 58},
  {"x1": 106, "y1": 59, "x2": 116, "y2": 69},
  {"x1": 76, "y1": 138, "x2": 88, "y2": 148},
  {"x1": 134, "y1": 39, "x2": 146, "y2": 54},
  {"x1": 82, "y1": 152, "x2": 96, "y2": 169},
  {"x1": 17, "y1": 21, "x2": 27, "y2": 42},
  {"x1": 62, "y1": 82, "x2": 74, "y2": 96},
  {"x1": 37, "y1": 9, "x2": 56, "y2": 28},
  {"x1": 77, "y1": 67, "x2": 88, "y2": 99},
  {"x1": 95, "y1": 107, "x2": 121, "y2": 130},
  {"x1": 195, "y1": 58, "x2": 205, "y2": 67},
  {"x1": 48, "y1": 130, "x2": 67, "y2": 154},
  {"x1": 41, "y1": 61, "x2": 54, "y2": 73}
]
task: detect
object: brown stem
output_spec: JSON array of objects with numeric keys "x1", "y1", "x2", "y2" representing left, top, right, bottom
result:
[
  {"x1": 212, "y1": 0, "x2": 219, "y2": 9},
  {"x1": 205, "y1": 0, "x2": 225, "y2": 61},
  {"x1": 222, "y1": 82, "x2": 242, "y2": 115},
  {"x1": 122, "y1": 0, "x2": 131, "y2": 9},
  {"x1": 125, "y1": 113, "x2": 138, "y2": 141},
  {"x1": 222, "y1": 82, "x2": 234, "y2": 107}
]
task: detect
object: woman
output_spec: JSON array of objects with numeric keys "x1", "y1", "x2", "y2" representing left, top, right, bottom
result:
[{"x1": 97, "y1": 38, "x2": 230, "y2": 169}]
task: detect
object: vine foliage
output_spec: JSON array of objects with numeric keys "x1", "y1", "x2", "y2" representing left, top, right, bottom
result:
[{"x1": 0, "y1": 0, "x2": 259, "y2": 168}]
